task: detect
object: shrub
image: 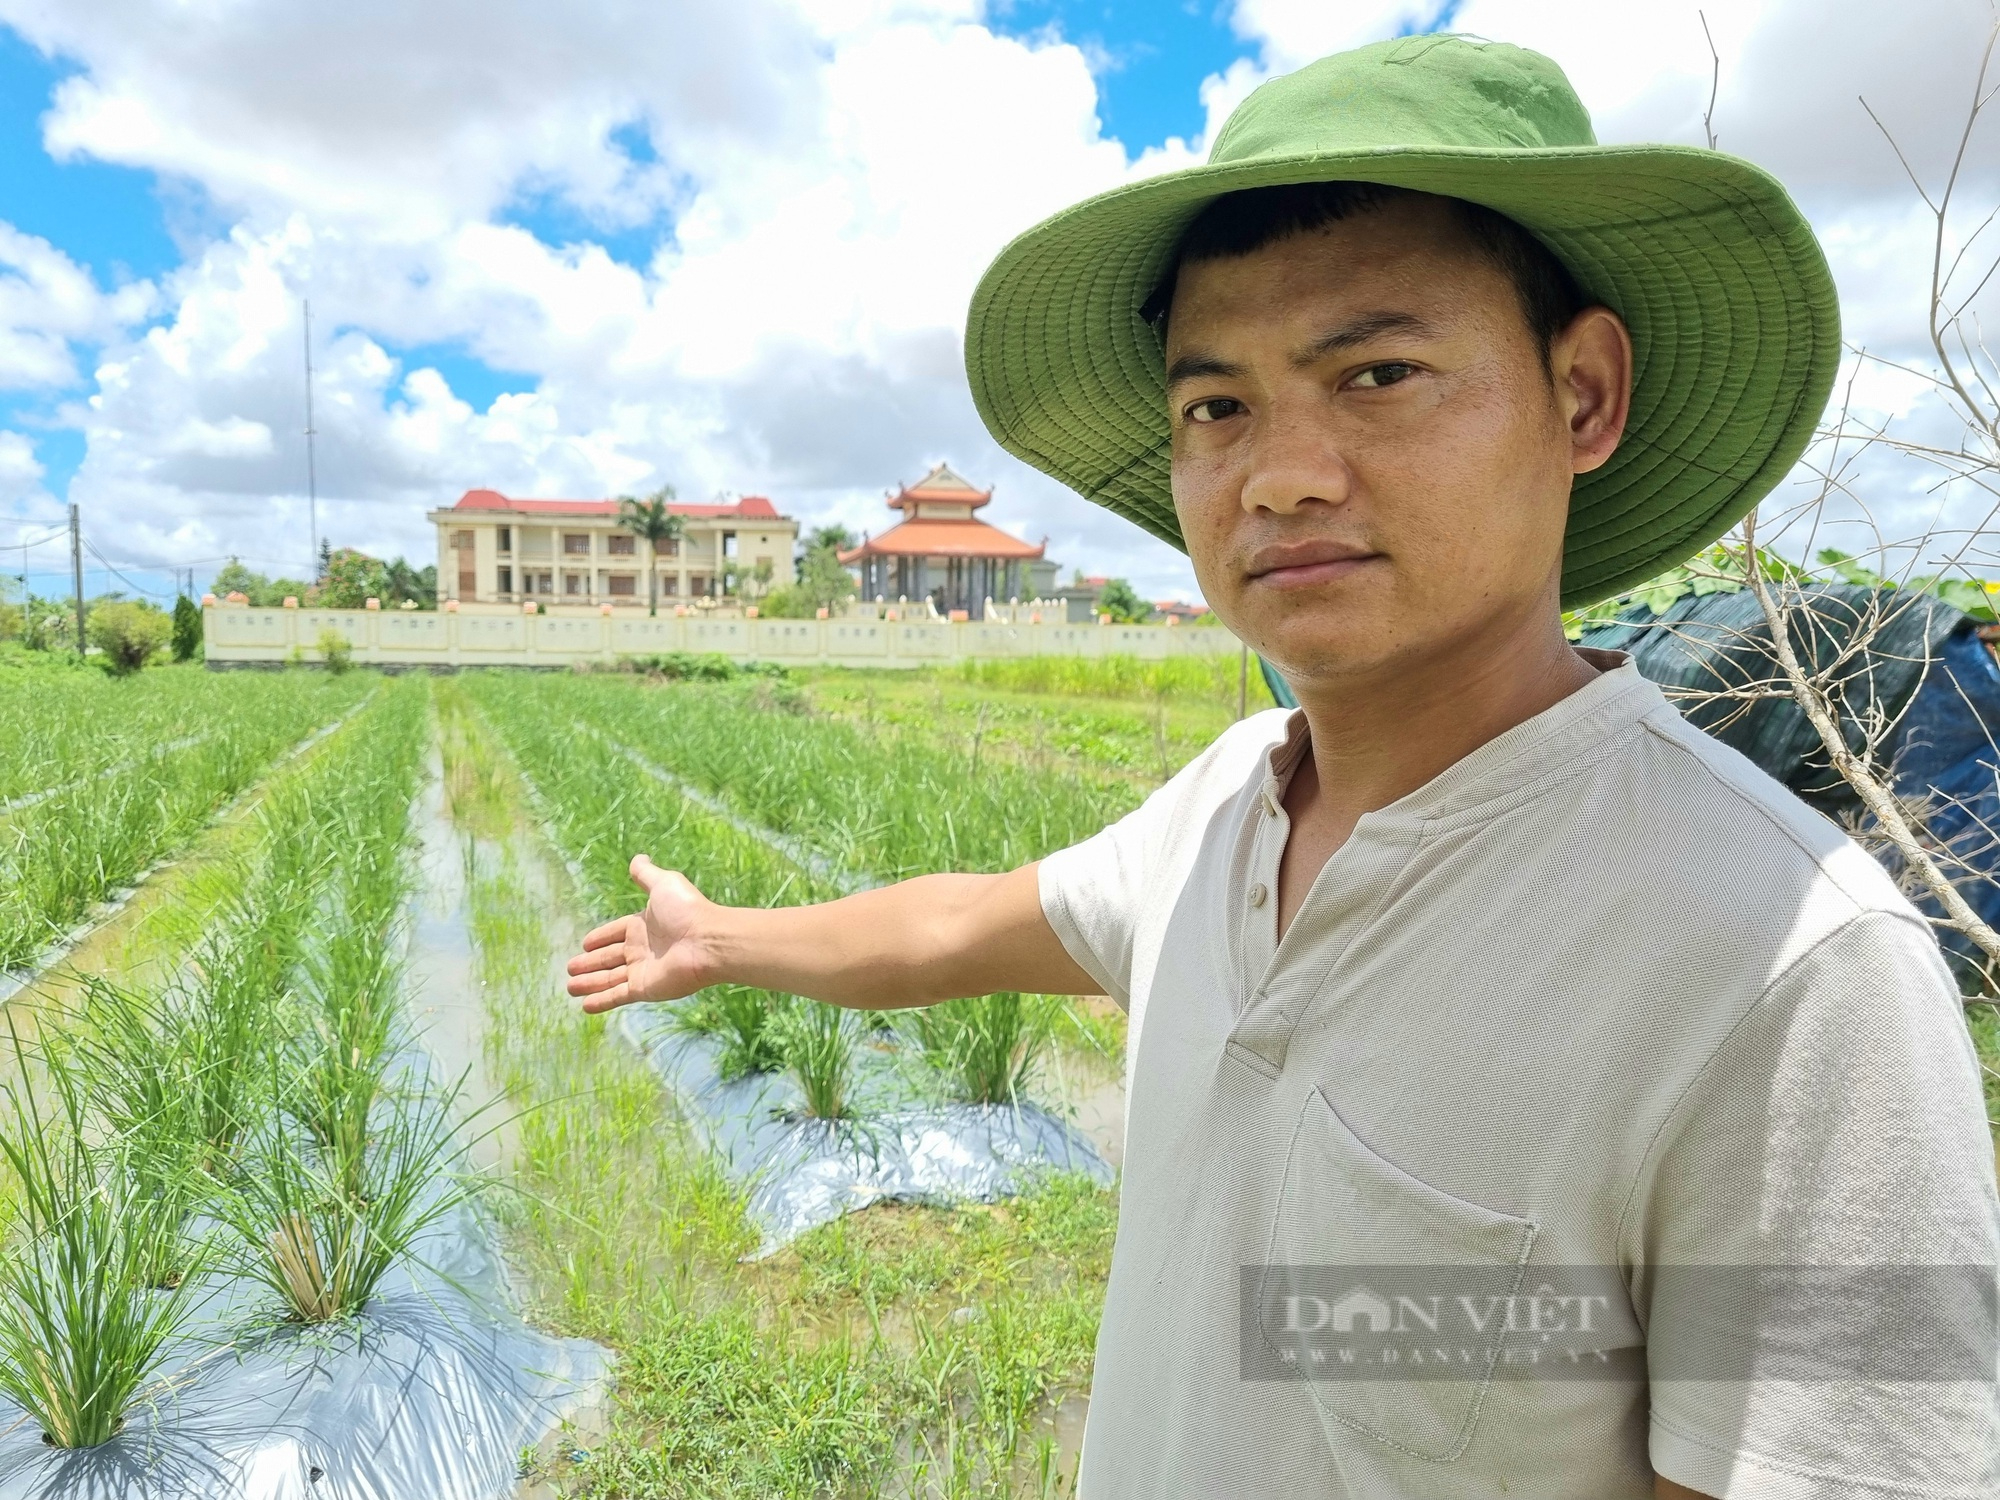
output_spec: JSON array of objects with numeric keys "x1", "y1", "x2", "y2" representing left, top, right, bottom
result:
[
  {"x1": 610, "y1": 652, "x2": 784, "y2": 683},
  {"x1": 317, "y1": 627, "x2": 353, "y2": 674},
  {"x1": 85, "y1": 600, "x2": 170, "y2": 674},
  {"x1": 171, "y1": 594, "x2": 203, "y2": 662}
]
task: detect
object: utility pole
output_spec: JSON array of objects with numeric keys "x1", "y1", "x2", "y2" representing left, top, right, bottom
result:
[
  {"x1": 303, "y1": 298, "x2": 319, "y2": 582},
  {"x1": 69, "y1": 502, "x2": 85, "y2": 657}
]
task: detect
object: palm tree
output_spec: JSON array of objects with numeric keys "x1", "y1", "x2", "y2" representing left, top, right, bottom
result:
[{"x1": 617, "y1": 487, "x2": 685, "y2": 617}]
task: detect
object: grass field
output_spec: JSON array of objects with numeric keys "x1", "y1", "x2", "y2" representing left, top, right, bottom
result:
[
  {"x1": 0, "y1": 659, "x2": 1166, "y2": 1497},
  {"x1": 4, "y1": 654, "x2": 1994, "y2": 1497}
]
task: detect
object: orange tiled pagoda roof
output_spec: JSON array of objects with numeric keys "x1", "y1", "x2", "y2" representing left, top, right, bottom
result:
[{"x1": 839, "y1": 462, "x2": 1044, "y2": 562}]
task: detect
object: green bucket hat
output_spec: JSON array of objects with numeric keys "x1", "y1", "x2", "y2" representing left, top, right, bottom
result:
[{"x1": 964, "y1": 34, "x2": 1839, "y2": 609}]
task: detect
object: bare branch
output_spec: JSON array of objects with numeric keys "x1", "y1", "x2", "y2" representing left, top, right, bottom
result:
[
  {"x1": 1699, "y1": 11, "x2": 1721, "y2": 150},
  {"x1": 1741, "y1": 512, "x2": 2000, "y2": 966}
]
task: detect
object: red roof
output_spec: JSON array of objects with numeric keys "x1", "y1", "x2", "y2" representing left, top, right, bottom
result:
[
  {"x1": 840, "y1": 517, "x2": 1045, "y2": 562},
  {"x1": 889, "y1": 462, "x2": 991, "y2": 513},
  {"x1": 451, "y1": 488, "x2": 781, "y2": 519}
]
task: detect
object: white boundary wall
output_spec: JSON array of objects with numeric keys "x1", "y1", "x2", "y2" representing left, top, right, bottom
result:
[{"x1": 201, "y1": 604, "x2": 1243, "y2": 670}]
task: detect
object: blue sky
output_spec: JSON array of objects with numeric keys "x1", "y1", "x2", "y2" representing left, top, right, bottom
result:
[{"x1": 989, "y1": 0, "x2": 1246, "y2": 147}]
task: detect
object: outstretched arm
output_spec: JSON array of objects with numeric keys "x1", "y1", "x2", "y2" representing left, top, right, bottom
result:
[{"x1": 565, "y1": 854, "x2": 1096, "y2": 1013}]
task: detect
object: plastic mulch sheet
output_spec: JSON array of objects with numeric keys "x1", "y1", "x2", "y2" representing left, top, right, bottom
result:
[
  {"x1": 0, "y1": 1195, "x2": 607, "y2": 1500},
  {"x1": 613, "y1": 1007, "x2": 1114, "y2": 1258}
]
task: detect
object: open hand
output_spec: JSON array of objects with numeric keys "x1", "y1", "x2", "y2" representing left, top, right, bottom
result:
[{"x1": 565, "y1": 855, "x2": 711, "y2": 1013}]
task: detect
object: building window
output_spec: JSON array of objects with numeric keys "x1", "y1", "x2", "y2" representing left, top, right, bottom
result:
[
  {"x1": 663, "y1": 575, "x2": 679, "y2": 597},
  {"x1": 497, "y1": 566, "x2": 512, "y2": 594},
  {"x1": 608, "y1": 533, "x2": 635, "y2": 555},
  {"x1": 453, "y1": 530, "x2": 476, "y2": 600},
  {"x1": 497, "y1": 526, "x2": 512, "y2": 552},
  {"x1": 608, "y1": 574, "x2": 636, "y2": 597},
  {"x1": 689, "y1": 574, "x2": 709, "y2": 596},
  {"x1": 660, "y1": 537, "x2": 679, "y2": 557},
  {"x1": 564, "y1": 573, "x2": 584, "y2": 595},
  {"x1": 563, "y1": 533, "x2": 590, "y2": 555},
  {"x1": 722, "y1": 532, "x2": 738, "y2": 557}
]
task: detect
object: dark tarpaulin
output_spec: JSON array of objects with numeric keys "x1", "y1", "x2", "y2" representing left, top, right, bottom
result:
[{"x1": 1579, "y1": 585, "x2": 2000, "y2": 973}]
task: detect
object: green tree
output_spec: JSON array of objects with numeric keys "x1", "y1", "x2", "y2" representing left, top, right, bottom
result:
[
  {"x1": 317, "y1": 548, "x2": 390, "y2": 609},
  {"x1": 87, "y1": 601, "x2": 170, "y2": 674},
  {"x1": 1094, "y1": 577, "x2": 1151, "y2": 624},
  {"x1": 170, "y1": 594, "x2": 203, "y2": 662},
  {"x1": 18, "y1": 593, "x2": 65, "y2": 651},
  {"x1": 380, "y1": 557, "x2": 435, "y2": 609},
  {"x1": 210, "y1": 558, "x2": 265, "y2": 600},
  {"x1": 618, "y1": 487, "x2": 686, "y2": 616},
  {"x1": 804, "y1": 523, "x2": 856, "y2": 556},
  {"x1": 762, "y1": 531, "x2": 858, "y2": 617},
  {"x1": 209, "y1": 558, "x2": 311, "y2": 606}
]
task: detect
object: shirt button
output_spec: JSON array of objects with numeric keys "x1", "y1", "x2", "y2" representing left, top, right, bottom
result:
[{"x1": 1248, "y1": 883, "x2": 1269, "y2": 908}]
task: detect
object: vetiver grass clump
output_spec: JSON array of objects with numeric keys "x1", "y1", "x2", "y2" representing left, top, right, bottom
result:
[
  {"x1": 225, "y1": 1069, "x2": 478, "y2": 1324},
  {"x1": 905, "y1": 991, "x2": 1063, "y2": 1106},
  {"x1": 668, "y1": 983, "x2": 789, "y2": 1081},
  {"x1": 0, "y1": 1028, "x2": 207, "y2": 1448},
  {"x1": 771, "y1": 1001, "x2": 861, "y2": 1120}
]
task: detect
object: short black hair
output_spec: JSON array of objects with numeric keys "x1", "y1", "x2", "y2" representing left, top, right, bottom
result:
[{"x1": 1139, "y1": 181, "x2": 1588, "y2": 372}]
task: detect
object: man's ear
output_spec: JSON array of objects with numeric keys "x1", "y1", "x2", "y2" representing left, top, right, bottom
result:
[{"x1": 1553, "y1": 306, "x2": 1632, "y2": 476}]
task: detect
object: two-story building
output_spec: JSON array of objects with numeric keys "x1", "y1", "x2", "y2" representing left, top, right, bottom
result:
[{"x1": 428, "y1": 489, "x2": 799, "y2": 606}]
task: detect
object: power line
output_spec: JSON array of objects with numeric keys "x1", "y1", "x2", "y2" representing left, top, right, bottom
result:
[
  {"x1": 82, "y1": 538, "x2": 175, "y2": 600},
  {"x1": 1, "y1": 525, "x2": 68, "y2": 549}
]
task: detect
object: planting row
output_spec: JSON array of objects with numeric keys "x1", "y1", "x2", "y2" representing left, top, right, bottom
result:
[
  {"x1": 463, "y1": 669, "x2": 1138, "y2": 885},
  {"x1": 0, "y1": 679, "x2": 469, "y2": 1458},
  {"x1": 0, "y1": 666, "x2": 357, "y2": 805},
  {"x1": 467, "y1": 677, "x2": 1091, "y2": 1117},
  {"x1": 0, "y1": 669, "x2": 372, "y2": 971},
  {"x1": 438, "y1": 681, "x2": 1117, "y2": 1494}
]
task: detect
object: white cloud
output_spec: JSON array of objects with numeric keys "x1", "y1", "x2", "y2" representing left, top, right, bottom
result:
[
  {"x1": 0, "y1": 431, "x2": 44, "y2": 497},
  {"x1": 0, "y1": 0, "x2": 1993, "y2": 602},
  {"x1": 0, "y1": 223, "x2": 154, "y2": 388},
  {"x1": 168, "y1": 415, "x2": 272, "y2": 459}
]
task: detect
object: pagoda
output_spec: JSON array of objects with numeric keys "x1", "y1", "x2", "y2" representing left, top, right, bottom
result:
[{"x1": 839, "y1": 463, "x2": 1046, "y2": 619}]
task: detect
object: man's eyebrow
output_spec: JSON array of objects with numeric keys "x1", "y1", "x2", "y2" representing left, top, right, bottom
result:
[
  {"x1": 1164, "y1": 351, "x2": 1245, "y2": 389},
  {"x1": 1294, "y1": 311, "x2": 1437, "y2": 366}
]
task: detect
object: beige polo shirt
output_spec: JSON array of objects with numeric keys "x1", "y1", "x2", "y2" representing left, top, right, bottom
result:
[{"x1": 1040, "y1": 653, "x2": 1999, "y2": 1499}]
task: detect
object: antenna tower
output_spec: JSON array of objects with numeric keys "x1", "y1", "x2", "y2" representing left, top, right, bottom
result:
[{"x1": 303, "y1": 298, "x2": 319, "y2": 581}]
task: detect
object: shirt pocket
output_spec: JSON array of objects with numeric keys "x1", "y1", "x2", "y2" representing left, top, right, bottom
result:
[{"x1": 1253, "y1": 1084, "x2": 1539, "y2": 1464}]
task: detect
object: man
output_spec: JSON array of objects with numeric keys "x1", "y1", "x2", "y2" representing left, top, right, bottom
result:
[{"x1": 568, "y1": 36, "x2": 1999, "y2": 1499}]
